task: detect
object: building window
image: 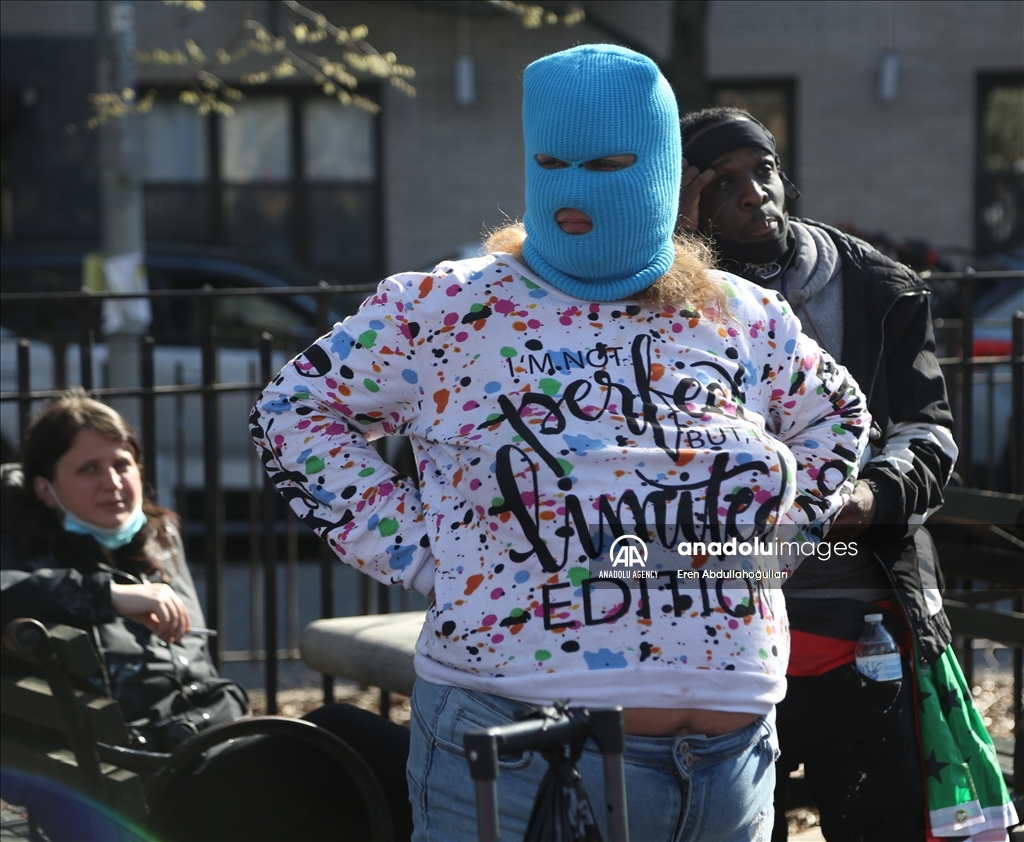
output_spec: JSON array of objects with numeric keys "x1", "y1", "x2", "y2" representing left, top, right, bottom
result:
[
  {"x1": 221, "y1": 98, "x2": 291, "y2": 183},
  {"x1": 142, "y1": 100, "x2": 212, "y2": 245},
  {"x1": 141, "y1": 100, "x2": 209, "y2": 183},
  {"x1": 301, "y1": 98, "x2": 377, "y2": 270},
  {"x1": 709, "y1": 79, "x2": 797, "y2": 214},
  {"x1": 303, "y1": 99, "x2": 374, "y2": 181},
  {"x1": 220, "y1": 98, "x2": 294, "y2": 261},
  {"x1": 141, "y1": 90, "x2": 381, "y2": 282},
  {"x1": 976, "y1": 72, "x2": 1024, "y2": 256}
]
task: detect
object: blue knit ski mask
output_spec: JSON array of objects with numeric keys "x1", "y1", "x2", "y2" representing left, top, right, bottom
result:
[{"x1": 522, "y1": 45, "x2": 681, "y2": 301}]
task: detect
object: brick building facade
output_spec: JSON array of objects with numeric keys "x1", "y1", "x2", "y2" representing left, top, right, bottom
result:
[{"x1": 2, "y1": 0, "x2": 1021, "y2": 278}]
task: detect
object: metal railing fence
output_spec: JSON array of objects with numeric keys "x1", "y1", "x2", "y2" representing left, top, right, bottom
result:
[
  {"x1": 925, "y1": 270, "x2": 1023, "y2": 731},
  {"x1": 1, "y1": 282, "x2": 381, "y2": 714},
  {"x1": 1, "y1": 272, "x2": 1021, "y2": 716}
]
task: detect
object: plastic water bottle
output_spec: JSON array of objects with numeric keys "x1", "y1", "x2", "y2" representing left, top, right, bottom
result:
[{"x1": 854, "y1": 614, "x2": 902, "y2": 681}]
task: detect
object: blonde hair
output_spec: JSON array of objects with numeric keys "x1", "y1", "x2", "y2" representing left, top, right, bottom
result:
[{"x1": 483, "y1": 222, "x2": 727, "y2": 315}]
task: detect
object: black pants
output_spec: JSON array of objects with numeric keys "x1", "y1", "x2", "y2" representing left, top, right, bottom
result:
[
  {"x1": 771, "y1": 661, "x2": 925, "y2": 842},
  {"x1": 150, "y1": 702, "x2": 413, "y2": 842}
]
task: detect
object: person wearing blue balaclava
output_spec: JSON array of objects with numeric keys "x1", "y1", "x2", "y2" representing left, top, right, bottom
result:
[
  {"x1": 522, "y1": 44, "x2": 681, "y2": 301},
  {"x1": 251, "y1": 41, "x2": 875, "y2": 842}
]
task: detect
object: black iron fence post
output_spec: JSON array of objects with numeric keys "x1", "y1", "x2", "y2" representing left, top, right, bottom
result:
[
  {"x1": 53, "y1": 339, "x2": 67, "y2": 391},
  {"x1": 1012, "y1": 311, "x2": 1023, "y2": 728},
  {"x1": 17, "y1": 340, "x2": 31, "y2": 450},
  {"x1": 1012, "y1": 312, "x2": 1023, "y2": 496},
  {"x1": 79, "y1": 317, "x2": 94, "y2": 393},
  {"x1": 316, "y1": 283, "x2": 335, "y2": 706},
  {"x1": 200, "y1": 294, "x2": 224, "y2": 666},
  {"x1": 247, "y1": 359, "x2": 264, "y2": 682},
  {"x1": 958, "y1": 281, "x2": 974, "y2": 488},
  {"x1": 259, "y1": 332, "x2": 278, "y2": 715},
  {"x1": 140, "y1": 335, "x2": 157, "y2": 495},
  {"x1": 173, "y1": 363, "x2": 187, "y2": 533}
]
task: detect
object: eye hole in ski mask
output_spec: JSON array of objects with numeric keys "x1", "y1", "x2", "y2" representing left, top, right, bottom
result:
[
  {"x1": 534, "y1": 154, "x2": 637, "y2": 173},
  {"x1": 534, "y1": 154, "x2": 638, "y2": 236},
  {"x1": 521, "y1": 45, "x2": 681, "y2": 302}
]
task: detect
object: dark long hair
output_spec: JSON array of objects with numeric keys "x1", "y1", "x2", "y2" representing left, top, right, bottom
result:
[{"x1": 11, "y1": 389, "x2": 179, "y2": 576}]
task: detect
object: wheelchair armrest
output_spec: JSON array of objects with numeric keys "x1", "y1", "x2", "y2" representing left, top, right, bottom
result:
[{"x1": 95, "y1": 742, "x2": 172, "y2": 776}]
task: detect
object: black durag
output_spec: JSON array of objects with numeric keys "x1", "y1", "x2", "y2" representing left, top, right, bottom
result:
[{"x1": 685, "y1": 119, "x2": 801, "y2": 278}]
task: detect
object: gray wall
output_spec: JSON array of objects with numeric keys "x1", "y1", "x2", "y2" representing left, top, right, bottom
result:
[
  {"x1": 3, "y1": 0, "x2": 1021, "y2": 263},
  {"x1": 358, "y1": 3, "x2": 608, "y2": 272},
  {"x1": 706, "y1": 0, "x2": 1024, "y2": 251},
  {"x1": 0, "y1": 0, "x2": 96, "y2": 35}
]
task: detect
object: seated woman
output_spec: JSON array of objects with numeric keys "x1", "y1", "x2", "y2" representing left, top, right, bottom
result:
[
  {"x1": 251, "y1": 44, "x2": 872, "y2": 840},
  {"x1": 1, "y1": 390, "x2": 246, "y2": 741},
  {"x1": 1, "y1": 390, "x2": 412, "y2": 841}
]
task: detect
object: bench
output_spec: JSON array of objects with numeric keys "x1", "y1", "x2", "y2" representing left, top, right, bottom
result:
[
  {"x1": 301, "y1": 610, "x2": 423, "y2": 697},
  {"x1": 1, "y1": 618, "x2": 396, "y2": 838}
]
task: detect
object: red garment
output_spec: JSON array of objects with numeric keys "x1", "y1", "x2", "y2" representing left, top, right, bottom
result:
[
  {"x1": 787, "y1": 628, "x2": 856, "y2": 676},
  {"x1": 786, "y1": 598, "x2": 907, "y2": 677}
]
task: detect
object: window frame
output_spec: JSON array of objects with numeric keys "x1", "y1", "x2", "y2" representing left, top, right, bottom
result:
[
  {"x1": 974, "y1": 70, "x2": 1024, "y2": 255},
  {"x1": 140, "y1": 85, "x2": 383, "y2": 282}
]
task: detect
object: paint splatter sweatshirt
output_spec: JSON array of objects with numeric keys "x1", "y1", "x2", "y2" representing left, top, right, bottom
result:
[{"x1": 250, "y1": 253, "x2": 870, "y2": 713}]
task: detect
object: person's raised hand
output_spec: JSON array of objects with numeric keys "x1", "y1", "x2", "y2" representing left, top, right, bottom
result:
[
  {"x1": 110, "y1": 582, "x2": 191, "y2": 643},
  {"x1": 678, "y1": 159, "x2": 716, "y2": 234},
  {"x1": 826, "y1": 480, "x2": 877, "y2": 542}
]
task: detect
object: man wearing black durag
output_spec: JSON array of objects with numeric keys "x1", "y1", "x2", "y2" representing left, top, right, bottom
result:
[{"x1": 678, "y1": 106, "x2": 959, "y2": 841}]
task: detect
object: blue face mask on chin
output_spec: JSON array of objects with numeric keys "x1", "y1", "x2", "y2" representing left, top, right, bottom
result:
[
  {"x1": 44, "y1": 480, "x2": 148, "y2": 550},
  {"x1": 63, "y1": 505, "x2": 148, "y2": 550}
]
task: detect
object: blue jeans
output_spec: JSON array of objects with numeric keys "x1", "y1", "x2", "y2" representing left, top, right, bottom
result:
[{"x1": 407, "y1": 679, "x2": 778, "y2": 842}]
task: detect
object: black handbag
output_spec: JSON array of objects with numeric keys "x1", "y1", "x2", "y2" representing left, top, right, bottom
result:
[{"x1": 129, "y1": 678, "x2": 250, "y2": 752}]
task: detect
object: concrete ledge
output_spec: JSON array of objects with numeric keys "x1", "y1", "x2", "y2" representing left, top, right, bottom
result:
[{"x1": 300, "y1": 611, "x2": 424, "y2": 696}]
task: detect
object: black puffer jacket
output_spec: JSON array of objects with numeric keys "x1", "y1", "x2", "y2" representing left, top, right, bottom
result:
[
  {"x1": 805, "y1": 220, "x2": 958, "y2": 664},
  {"x1": 0, "y1": 465, "x2": 247, "y2": 725}
]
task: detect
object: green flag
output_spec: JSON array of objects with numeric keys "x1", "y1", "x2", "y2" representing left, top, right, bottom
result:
[{"x1": 915, "y1": 644, "x2": 1018, "y2": 837}]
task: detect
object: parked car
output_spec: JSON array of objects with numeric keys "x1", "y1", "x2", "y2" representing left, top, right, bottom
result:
[{"x1": 970, "y1": 277, "x2": 1024, "y2": 491}]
